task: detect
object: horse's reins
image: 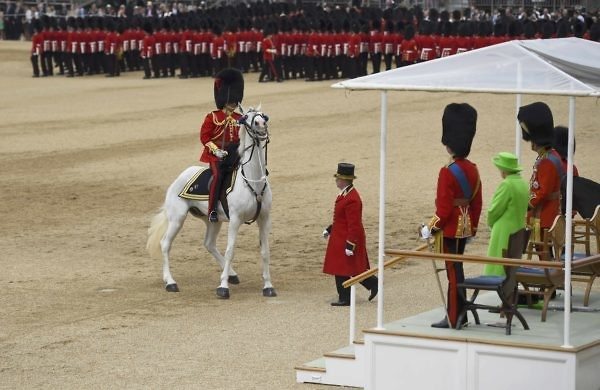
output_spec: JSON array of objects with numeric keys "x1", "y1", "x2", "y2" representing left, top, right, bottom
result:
[{"x1": 239, "y1": 112, "x2": 270, "y2": 225}]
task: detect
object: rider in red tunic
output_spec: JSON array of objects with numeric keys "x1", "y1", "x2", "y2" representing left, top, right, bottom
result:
[
  {"x1": 200, "y1": 68, "x2": 244, "y2": 222},
  {"x1": 323, "y1": 163, "x2": 378, "y2": 306}
]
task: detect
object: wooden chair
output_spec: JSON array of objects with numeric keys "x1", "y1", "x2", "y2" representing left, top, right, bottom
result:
[
  {"x1": 456, "y1": 229, "x2": 530, "y2": 335},
  {"x1": 516, "y1": 215, "x2": 566, "y2": 322},
  {"x1": 570, "y1": 205, "x2": 600, "y2": 306}
]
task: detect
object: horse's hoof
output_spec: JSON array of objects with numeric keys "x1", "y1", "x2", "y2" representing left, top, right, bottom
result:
[
  {"x1": 165, "y1": 284, "x2": 179, "y2": 292},
  {"x1": 216, "y1": 287, "x2": 230, "y2": 299},
  {"x1": 228, "y1": 275, "x2": 240, "y2": 285},
  {"x1": 263, "y1": 287, "x2": 277, "y2": 297}
]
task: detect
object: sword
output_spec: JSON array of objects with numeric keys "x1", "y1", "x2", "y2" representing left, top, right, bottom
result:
[{"x1": 419, "y1": 224, "x2": 449, "y2": 321}]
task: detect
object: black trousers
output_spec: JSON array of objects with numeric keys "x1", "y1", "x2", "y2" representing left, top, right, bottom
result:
[{"x1": 335, "y1": 275, "x2": 377, "y2": 302}]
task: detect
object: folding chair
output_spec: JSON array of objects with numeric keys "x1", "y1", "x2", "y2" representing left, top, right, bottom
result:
[
  {"x1": 516, "y1": 215, "x2": 566, "y2": 322},
  {"x1": 456, "y1": 229, "x2": 530, "y2": 335}
]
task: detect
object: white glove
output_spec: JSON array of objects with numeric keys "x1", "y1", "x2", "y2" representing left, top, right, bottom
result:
[
  {"x1": 420, "y1": 224, "x2": 431, "y2": 240},
  {"x1": 322, "y1": 229, "x2": 329, "y2": 239},
  {"x1": 214, "y1": 149, "x2": 228, "y2": 159},
  {"x1": 345, "y1": 249, "x2": 354, "y2": 257}
]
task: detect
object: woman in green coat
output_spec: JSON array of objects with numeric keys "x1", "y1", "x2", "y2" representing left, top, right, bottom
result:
[{"x1": 483, "y1": 152, "x2": 530, "y2": 276}]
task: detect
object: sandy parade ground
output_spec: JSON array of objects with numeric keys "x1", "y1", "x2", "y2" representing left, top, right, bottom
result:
[{"x1": 1, "y1": 40, "x2": 599, "y2": 389}]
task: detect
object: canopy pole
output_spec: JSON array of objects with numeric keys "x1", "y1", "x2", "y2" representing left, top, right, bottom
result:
[
  {"x1": 376, "y1": 91, "x2": 388, "y2": 330},
  {"x1": 515, "y1": 94, "x2": 522, "y2": 161},
  {"x1": 562, "y1": 96, "x2": 576, "y2": 348}
]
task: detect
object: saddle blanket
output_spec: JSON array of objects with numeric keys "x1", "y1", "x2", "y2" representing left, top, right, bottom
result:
[{"x1": 178, "y1": 166, "x2": 237, "y2": 201}]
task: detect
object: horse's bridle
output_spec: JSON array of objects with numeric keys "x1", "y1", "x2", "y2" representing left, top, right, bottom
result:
[{"x1": 238, "y1": 111, "x2": 270, "y2": 224}]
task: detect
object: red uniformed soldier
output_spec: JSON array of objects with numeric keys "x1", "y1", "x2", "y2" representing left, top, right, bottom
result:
[
  {"x1": 200, "y1": 69, "x2": 244, "y2": 222},
  {"x1": 399, "y1": 25, "x2": 418, "y2": 66},
  {"x1": 382, "y1": 20, "x2": 396, "y2": 71},
  {"x1": 424, "y1": 103, "x2": 482, "y2": 329},
  {"x1": 259, "y1": 24, "x2": 278, "y2": 82},
  {"x1": 140, "y1": 21, "x2": 154, "y2": 79},
  {"x1": 323, "y1": 163, "x2": 377, "y2": 306},
  {"x1": 369, "y1": 19, "x2": 383, "y2": 73},
  {"x1": 416, "y1": 20, "x2": 437, "y2": 62},
  {"x1": 30, "y1": 19, "x2": 43, "y2": 77},
  {"x1": 517, "y1": 102, "x2": 564, "y2": 249},
  {"x1": 438, "y1": 21, "x2": 457, "y2": 57},
  {"x1": 210, "y1": 25, "x2": 226, "y2": 76}
]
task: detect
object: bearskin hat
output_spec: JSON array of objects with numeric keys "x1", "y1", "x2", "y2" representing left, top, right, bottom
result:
[
  {"x1": 553, "y1": 126, "x2": 575, "y2": 159},
  {"x1": 214, "y1": 68, "x2": 244, "y2": 110},
  {"x1": 518, "y1": 102, "x2": 554, "y2": 147},
  {"x1": 442, "y1": 103, "x2": 477, "y2": 158}
]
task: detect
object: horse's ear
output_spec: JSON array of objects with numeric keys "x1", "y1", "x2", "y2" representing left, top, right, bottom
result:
[{"x1": 256, "y1": 103, "x2": 262, "y2": 112}]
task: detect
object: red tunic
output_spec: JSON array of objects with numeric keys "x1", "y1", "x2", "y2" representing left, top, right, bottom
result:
[
  {"x1": 262, "y1": 36, "x2": 275, "y2": 61},
  {"x1": 323, "y1": 186, "x2": 370, "y2": 277},
  {"x1": 400, "y1": 38, "x2": 418, "y2": 63},
  {"x1": 210, "y1": 35, "x2": 225, "y2": 59},
  {"x1": 369, "y1": 30, "x2": 383, "y2": 55},
  {"x1": 528, "y1": 149, "x2": 567, "y2": 229},
  {"x1": 141, "y1": 34, "x2": 155, "y2": 58},
  {"x1": 438, "y1": 35, "x2": 457, "y2": 57},
  {"x1": 31, "y1": 32, "x2": 43, "y2": 55},
  {"x1": 199, "y1": 110, "x2": 241, "y2": 163},
  {"x1": 429, "y1": 158, "x2": 483, "y2": 238},
  {"x1": 416, "y1": 34, "x2": 436, "y2": 60}
]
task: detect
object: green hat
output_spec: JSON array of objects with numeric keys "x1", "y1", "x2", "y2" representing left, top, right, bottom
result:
[{"x1": 493, "y1": 152, "x2": 522, "y2": 173}]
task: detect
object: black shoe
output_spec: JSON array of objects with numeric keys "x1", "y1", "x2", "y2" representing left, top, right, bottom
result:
[
  {"x1": 368, "y1": 284, "x2": 378, "y2": 301},
  {"x1": 330, "y1": 300, "x2": 350, "y2": 307},
  {"x1": 209, "y1": 211, "x2": 218, "y2": 222},
  {"x1": 431, "y1": 318, "x2": 450, "y2": 328}
]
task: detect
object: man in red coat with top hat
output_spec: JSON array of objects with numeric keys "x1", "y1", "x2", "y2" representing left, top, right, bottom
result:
[
  {"x1": 323, "y1": 163, "x2": 378, "y2": 306},
  {"x1": 422, "y1": 103, "x2": 482, "y2": 329},
  {"x1": 199, "y1": 68, "x2": 244, "y2": 222}
]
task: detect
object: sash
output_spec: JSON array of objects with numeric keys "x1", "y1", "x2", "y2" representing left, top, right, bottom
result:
[
  {"x1": 448, "y1": 163, "x2": 472, "y2": 200},
  {"x1": 546, "y1": 153, "x2": 565, "y2": 178}
]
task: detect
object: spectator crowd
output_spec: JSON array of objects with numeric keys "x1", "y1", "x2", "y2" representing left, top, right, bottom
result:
[{"x1": 3, "y1": 1, "x2": 599, "y2": 81}]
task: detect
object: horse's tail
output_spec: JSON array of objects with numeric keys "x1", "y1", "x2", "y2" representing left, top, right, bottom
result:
[{"x1": 146, "y1": 206, "x2": 168, "y2": 259}]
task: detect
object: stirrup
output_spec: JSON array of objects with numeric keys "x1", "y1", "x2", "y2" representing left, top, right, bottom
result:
[{"x1": 209, "y1": 211, "x2": 218, "y2": 222}]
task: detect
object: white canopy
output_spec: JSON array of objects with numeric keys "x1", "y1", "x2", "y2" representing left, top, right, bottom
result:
[
  {"x1": 332, "y1": 37, "x2": 600, "y2": 347},
  {"x1": 333, "y1": 38, "x2": 600, "y2": 96}
]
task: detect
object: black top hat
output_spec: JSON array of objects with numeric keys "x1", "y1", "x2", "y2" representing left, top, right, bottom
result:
[
  {"x1": 334, "y1": 163, "x2": 357, "y2": 180},
  {"x1": 518, "y1": 102, "x2": 554, "y2": 147},
  {"x1": 213, "y1": 68, "x2": 244, "y2": 110},
  {"x1": 442, "y1": 103, "x2": 477, "y2": 158},
  {"x1": 553, "y1": 126, "x2": 575, "y2": 159}
]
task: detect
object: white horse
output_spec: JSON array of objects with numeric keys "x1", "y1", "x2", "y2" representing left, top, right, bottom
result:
[{"x1": 146, "y1": 105, "x2": 275, "y2": 299}]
